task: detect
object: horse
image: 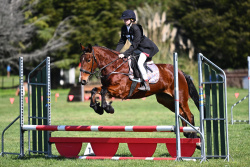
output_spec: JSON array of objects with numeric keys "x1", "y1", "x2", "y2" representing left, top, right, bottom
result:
[{"x1": 79, "y1": 44, "x2": 200, "y2": 138}]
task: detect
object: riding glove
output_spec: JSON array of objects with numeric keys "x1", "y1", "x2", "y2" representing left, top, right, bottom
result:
[{"x1": 118, "y1": 54, "x2": 125, "y2": 58}]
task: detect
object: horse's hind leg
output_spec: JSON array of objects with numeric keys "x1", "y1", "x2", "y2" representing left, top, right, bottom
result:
[
  {"x1": 156, "y1": 92, "x2": 188, "y2": 120},
  {"x1": 180, "y1": 102, "x2": 198, "y2": 138},
  {"x1": 156, "y1": 93, "x2": 188, "y2": 125},
  {"x1": 156, "y1": 93, "x2": 175, "y2": 113},
  {"x1": 156, "y1": 93, "x2": 197, "y2": 138},
  {"x1": 90, "y1": 87, "x2": 104, "y2": 115}
]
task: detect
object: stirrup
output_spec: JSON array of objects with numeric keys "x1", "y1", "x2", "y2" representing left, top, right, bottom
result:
[{"x1": 138, "y1": 84, "x2": 150, "y2": 91}]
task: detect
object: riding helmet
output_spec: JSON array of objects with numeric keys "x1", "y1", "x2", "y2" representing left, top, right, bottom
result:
[{"x1": 120, "y1": 10, "x2": 136, "y2": 21}]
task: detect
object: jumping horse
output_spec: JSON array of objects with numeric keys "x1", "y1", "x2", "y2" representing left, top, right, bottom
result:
[{"x1": 79, "y1": 44, "x2": 200, "y2": 138}]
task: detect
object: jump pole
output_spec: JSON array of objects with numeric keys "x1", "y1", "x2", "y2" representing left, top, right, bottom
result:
[
  {"x1": 173, "y1": 52, "x2": 181, "y2": 160},
  {"x1": 22, "y1": 125, "x2": 199, "y2": 132},
  {"x1": 20, "y1": 57, "x2": 25, "y2": 157}
]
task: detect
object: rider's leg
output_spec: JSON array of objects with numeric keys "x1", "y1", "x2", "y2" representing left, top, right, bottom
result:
[
  {"x1": 132, "y1": 50, "x2": 142, "y2": 80},
  {"x1": 137, "y1": 53, "x2": 150, "y2": 91}
]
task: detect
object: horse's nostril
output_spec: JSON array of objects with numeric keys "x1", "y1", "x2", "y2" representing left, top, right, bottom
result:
[{"x1": 81, "y1": 80, "x2": 87, "y2": 85}]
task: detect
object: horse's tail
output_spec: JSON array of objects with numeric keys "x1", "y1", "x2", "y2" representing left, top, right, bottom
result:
[{"x1": 182, "y1": 71, "x2": 200, "y2": 111}]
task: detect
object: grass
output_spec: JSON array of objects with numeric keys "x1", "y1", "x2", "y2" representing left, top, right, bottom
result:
[
  {"x1": 0, "y1": 86, "x2": 250, "y2": 167},
  {"x1": 0, "y1": 76, "x2": 20, "y2": 89}
]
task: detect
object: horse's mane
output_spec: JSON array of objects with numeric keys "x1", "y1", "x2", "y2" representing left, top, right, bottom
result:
[
  {"x1": 93, "y1": 46, "x2": 120, "y2": 59},
  {"x1": 92, "y1": 46, "x2": 126, "y2": 70}
]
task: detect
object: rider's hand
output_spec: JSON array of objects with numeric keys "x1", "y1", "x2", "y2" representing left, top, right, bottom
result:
[{"x1": 118, "y1": 54, "x2": 125, "y2": 58}]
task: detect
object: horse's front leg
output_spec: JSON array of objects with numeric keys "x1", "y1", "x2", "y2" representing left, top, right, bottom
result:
[
  {"x1": 100, "y1": 87, "x2": 115, "y2": 114},
  {"x1": 90, "y1": 87, "x2": 104, "y2": 115}
]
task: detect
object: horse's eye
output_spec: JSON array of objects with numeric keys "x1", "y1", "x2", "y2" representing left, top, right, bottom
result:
[{"x1": 87, "y1": 59, "x2": 91, "y2": 62}]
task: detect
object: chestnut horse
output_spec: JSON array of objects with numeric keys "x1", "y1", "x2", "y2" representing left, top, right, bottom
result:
[{"x1": 79, "y1": 44, "x2": 200, "y2": 138}]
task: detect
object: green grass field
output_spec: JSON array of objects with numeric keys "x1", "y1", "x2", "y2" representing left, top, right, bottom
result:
[
  {"x1": 0, "y1": 76, "x2": 20, "y2": 89},
  {"x1": 0, "y1": 87, "x2": 250, "y2": 167}
]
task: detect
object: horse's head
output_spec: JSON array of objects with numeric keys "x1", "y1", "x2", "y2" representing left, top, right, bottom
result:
[{"x1": 79, "y1": 44, "x2": 98, "y2": 85}]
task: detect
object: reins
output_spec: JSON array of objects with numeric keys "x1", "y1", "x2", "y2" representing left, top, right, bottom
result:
[{"x1": 80, "y1": 46, "x2": 135, "y2": 79}]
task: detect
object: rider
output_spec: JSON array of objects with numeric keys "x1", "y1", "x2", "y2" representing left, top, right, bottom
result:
[{"x1": 115, "y1": 10, "x2": 159, "y2": 91}]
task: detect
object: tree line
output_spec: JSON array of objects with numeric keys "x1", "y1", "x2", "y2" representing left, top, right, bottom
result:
[{"x1": 0, "y1": 0, "x2": 249, "y2": 74}]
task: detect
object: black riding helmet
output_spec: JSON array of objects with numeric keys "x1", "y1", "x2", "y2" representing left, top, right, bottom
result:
[{"x1": 120, "y1": 10, "x2": 136, "y2": 21}]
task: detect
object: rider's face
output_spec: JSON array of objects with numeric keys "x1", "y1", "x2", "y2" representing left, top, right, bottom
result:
[{"x1": 124, "y1": 19, "x2": 131, "y2": 26}]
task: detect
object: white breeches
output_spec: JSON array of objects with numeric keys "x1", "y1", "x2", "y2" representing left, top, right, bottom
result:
[{"x1": 138, "y1": 53, "x2": 148, "y2": 80}]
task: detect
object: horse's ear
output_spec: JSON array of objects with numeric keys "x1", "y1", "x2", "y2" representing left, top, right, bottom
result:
[
  {"x1": 87, "y1": 44, "x2": 92, "y2": 52},
  {"x1": 80, "y1": 43, "x2": 85, "y2": 51}
]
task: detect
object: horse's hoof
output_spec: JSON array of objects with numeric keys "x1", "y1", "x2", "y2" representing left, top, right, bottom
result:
[
  {"x1": 104, "y1": 105, "x2": 115, "y2": 114},
  {"x1": 90, "y1": 102, "x2": 104, "y2": 115},
  {"x1": 95, "y1": 105, "x2": 104, "y2": 115},
  {"x1": 184, "y1": 132, "x2": 198, "y2": 138},
  {"x1": 196, "y1": 143, "x2": 201, "y2": 150},
  {"x1": 95, "y1": 109, "x2": 104, "y2": 115}
]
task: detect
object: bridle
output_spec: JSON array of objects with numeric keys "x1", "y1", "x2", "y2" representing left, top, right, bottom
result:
[
  {"x1": 79, "y1": 50, "x2": 98, "y2": 77},
  {"x1": 79, "y1": 47, "x2": 131, "y2": 79}
]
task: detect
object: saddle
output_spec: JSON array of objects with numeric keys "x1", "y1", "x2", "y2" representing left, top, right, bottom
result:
[
  {"x1": 126, "y1": 56, "x2": 159, "y2": 98},
  {"x1": 128, "y1": 56, "x2": 159, "y2": 83}
]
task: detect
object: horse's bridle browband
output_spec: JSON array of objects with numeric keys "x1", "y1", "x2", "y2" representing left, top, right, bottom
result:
[{"x1": 79, "y1": 47, "x2": 131, "y2": 79}]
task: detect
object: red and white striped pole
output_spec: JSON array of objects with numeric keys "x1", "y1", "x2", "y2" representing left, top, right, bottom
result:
[{"x1": 22, "y1": 125, "x2": 199, "y2": 132}]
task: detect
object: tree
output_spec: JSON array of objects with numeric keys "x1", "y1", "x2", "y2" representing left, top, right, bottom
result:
[
  {"x1": 136, "y1": 3, "x2": 195, "y2": 64},
  {"x1": 0, "y1": 0, "x2": 34, "y2": 69},
  {"x1": 0, "y1": 0, "x2": 75, "y2": 71},
  {"x1": 168, "y1": 0, "x2": 250, "y2": 69},
  {"x1": 22, "y1": 0, "x2": 126, "y2": 68}
]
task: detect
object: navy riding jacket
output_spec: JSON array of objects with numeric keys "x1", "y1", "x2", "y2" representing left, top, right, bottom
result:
[{"x1": 115, "y1": 24, "x2": 159, "y2": 58}]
